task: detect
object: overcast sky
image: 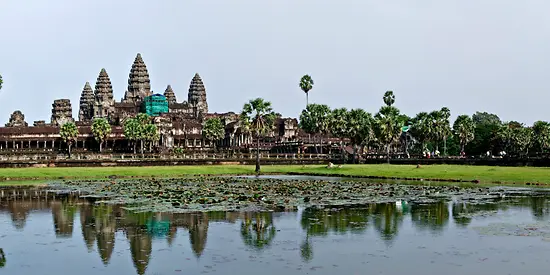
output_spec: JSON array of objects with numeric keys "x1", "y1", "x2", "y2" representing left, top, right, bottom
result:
[{"x1": 1, "y1": 0, "x2": 549, "y2": 125}]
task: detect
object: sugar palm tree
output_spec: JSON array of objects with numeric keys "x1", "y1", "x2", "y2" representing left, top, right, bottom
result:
[
  {"x1": 0, "y1": 74, "x2": 3, "y2": 91},
  {"x1": 299, "y1": 104, "x2": 331, "y2": 153},
  {"x1": 383, "y1": 91, "x2": 395, "y2": 106},
  {"x1": 91, "y1": 118, "x2": 112, "y2": 152},
  {"x1": 240, "y1": 98, "x2": 277, "y2": 173},
  {"x1": 452, "y1": 115, "x2": 475, "y2": 155},
  {"x1": 60, "y1": 122, "x2": 79, "y2": 158},
  {"x1": 124, "y1": 118, "x2": 140, "y2": 154},
  {"x1": 299, "y1": 75, "x2": 314, "y2": 107}
]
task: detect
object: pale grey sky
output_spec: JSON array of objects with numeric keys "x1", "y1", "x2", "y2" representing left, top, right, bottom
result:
[{"x1": 1, "y1": 0, "x2": 549, "y2": 125}]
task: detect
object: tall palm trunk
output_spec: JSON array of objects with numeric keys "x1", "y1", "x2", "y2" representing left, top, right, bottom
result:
[
  {"x1": 255, "y1": 136, "x2": 261, "y2": 173},
  {"x1": 386, "y1": 143, "x2": 390, "y2": 164},
  {"x1": 443, "y1": 137, "x2": 447, "y2": 156},
  {"x1": 68, "y1": 142, "x2": 72, "y2": 159},
  {"x1": 306, "y1": 93, "x2": 309, "y2": 107},
  {"x1": 133, "y1": 141, "x2": 137, "y2": 154},
  {"x1": 320, "y1": 135, "x2": 323, "y2": 154},
  {"x1": 99, "y1": 140, "x2": 103, "y2": 153}
]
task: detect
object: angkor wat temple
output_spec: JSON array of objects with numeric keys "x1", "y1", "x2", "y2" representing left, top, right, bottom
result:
[{"x1": 0, "y1": 53, "x2": 301, "y2": 153}]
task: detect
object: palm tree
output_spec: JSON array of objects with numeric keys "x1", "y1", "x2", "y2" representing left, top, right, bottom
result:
[
  {"x1": 143, "y1": 124, "x2": 159, "y2": 152},
  {"x1": 240, "y1": 98, "x2": 277, "y2": 173},
  {"x1": 452, "y1": 115, "x2": 475, "y2": 155},
  {"x1": 136, "y1": 113, "x2": 151, "y2": 155},
  {"x1": 123, "y1": 118, "x2": 140, "y2": 154},
  {"x1": 532, "y1": 121, "x2": 550, "y2": 154},
  {"x1": 0, "y1": 74, "x2": 3, "y2": 91},
  {"x1": 329, "y1": 108, "x2": 349, "y2": 160},
  {"x1": 202, "y1": 117, "x2": 225, "y2": 151},
  {"x1": 299, "y1": 75, "x2": 314, "y2": 107},
  {"x1": 346, "y1": 108, "x2": 374, "y2": 163},
  {"x1": 299, "y1": 104, "x2": 331, "y2": 153},
  {"x1": 91, "y1": 118, "x2": 112, "y2": 152},
  {"x1": 374, "y1": 106, "x2": 402, "y2": 163},
  {"x1": 439, "y1": 107, "x2": 452, "y2": 155},
  {"x1": 383, "y1": 91, "x2": 395, "y2": 106},
  {"x1": 60, "y1": 122, "x2": 79, "y2": 158},
  {"x1": 410, "y1": 112, "x2": 431, "y2": 153}
]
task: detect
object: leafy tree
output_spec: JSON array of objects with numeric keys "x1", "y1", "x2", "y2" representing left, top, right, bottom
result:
[
  {"x1": 299, "y1": 104, "x2": 331, "y2": 153},
  {"x1": 91, "y1": 118, "x2": 111, "y2": 152},
  {"x1": 346, "y1": 108, "x2": 374, "y2": 162},
  {"x1": 410, "y1": 112, "x2": 432, "y2": 153},
  {"x1": 143, "y1": 124, "x2": 159, "y2": 152},
  {"x1": 496, "y1": 122, "x2": 532, "y2": 157},
  {"x1": 383, "y1": 91, "x2": 395, "y2": 106},
  {"x1": 60, "y1": 122, "x2": 79, "y2": 158},
  {"x1": 452, "y1": 115, "x2": 475, "y2": 155},
  {"x1": 374, "y1": 106, "x2": 402, "y2": 163},
  {"x1": 374, "y1": 92, "x2": 403, "y2": 163},
  {"x1": 329, "y1": 107, "x2": 349, "y2": 159},
  {"x1": 240, "y1": 98, "x2": 277, "y2": 173},
  {"x1": 299, "y1": 75, "x2": 314, "y2": 106},
  {"x1": 532, "y1": 121, "x2": 550, "y2": 154},
  {"x1": 202, "y1": 117, "x2": 225, "y2": 151},
  {"x1": 123, "y1": 118, "x2": 140, "y2": 154},
  {"x1": 136, "y1": 113, "x2": 151, "y2": 154}
]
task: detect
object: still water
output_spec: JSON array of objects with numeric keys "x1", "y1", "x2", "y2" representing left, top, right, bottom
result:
[{"x1": 1, "y1": 187, "x2": 550, "y2": 275}]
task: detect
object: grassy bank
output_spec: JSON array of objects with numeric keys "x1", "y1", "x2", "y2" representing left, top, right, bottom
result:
[{"x1": 1, "y1": 164, "x2": 550, "y2": 185}]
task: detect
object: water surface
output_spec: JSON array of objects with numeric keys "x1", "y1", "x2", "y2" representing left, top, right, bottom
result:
[{"x1": 1, "y1": 186, "x2": 550, "y2": 275}]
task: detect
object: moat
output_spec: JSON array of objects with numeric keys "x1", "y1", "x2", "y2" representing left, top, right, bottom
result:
[{"x1": 1, "y1": 180, "x2": 550, "y2": 275}]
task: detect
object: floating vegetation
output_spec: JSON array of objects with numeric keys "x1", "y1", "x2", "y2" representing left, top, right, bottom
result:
[
  {"x1": 474, "y1": 222, "x2": 550, "y2": 241},
  {"x1": 44, "y1": 176, "x2": 542, "y2": 213}
]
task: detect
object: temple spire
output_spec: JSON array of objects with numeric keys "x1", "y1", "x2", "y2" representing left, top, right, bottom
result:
[
  {"x1": 123, "y1": 53, "x2": 151, "y2": 103},
  {"x1": 164, "y1": 85, "x2": 177, "y2": 104},
  {"x1": 188, "y1": 73, "x2": 208, "y2": 117},
  {"x1": 78, "y1": 82, "x2": 94, "y2": 121},
  {"x1": 93, "y1": 68, "x2": 115, "y2": 119}
]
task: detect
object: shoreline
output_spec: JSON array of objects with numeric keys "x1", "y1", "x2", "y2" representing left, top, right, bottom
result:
[{"x1": 1, "y1": 164, "x2": 550, "y2": 187}]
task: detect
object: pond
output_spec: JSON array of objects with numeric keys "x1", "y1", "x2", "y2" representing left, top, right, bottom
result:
[{"x1": 1, "y1": 182, "x2": 550, "y2": 275}]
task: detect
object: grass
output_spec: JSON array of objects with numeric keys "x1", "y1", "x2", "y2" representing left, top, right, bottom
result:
[{"x1": 1, "y1": 164, "x2": 550, "y2": 186}]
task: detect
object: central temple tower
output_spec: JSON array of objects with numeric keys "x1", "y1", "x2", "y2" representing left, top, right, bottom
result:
[{"x1": 123, "y1": 53, "x2": 152, "y2": 103}]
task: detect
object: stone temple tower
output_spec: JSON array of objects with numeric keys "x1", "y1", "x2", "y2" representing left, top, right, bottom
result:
[
  {"x1": 93, "y1": 68, "x2": 115, "y2": 120},
  {"x1": 188, "y1": 73, "x2": 208, "y2": 118},
  {"x1": 164, "y1": 85, "x2": 177, "y2": 104},
  {"x1": 123, "y1": 53, "x2": 151, "y2": 103},
  {"x1": 78, "y1": 82, "x2": 94, "y2": 121},
  {"x1": 51, "y1": 99, "x2": 74, "y2": 126}
]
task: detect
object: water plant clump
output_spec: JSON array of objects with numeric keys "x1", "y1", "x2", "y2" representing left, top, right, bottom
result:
[{"x1": 50, "y1": 177, "x2": 524, "y2": 213}]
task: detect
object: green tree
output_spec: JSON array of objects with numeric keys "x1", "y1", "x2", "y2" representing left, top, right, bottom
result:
[
  {"x1": 410, "y1": 112, "x2": 432, "y2": 153},
  {"x1": 532, "y1": 121, "x2": 550, "y2": 154},
  {"x1": 91, "y1": 118, "x2": 112, "y2": 152},
  {"x1": 346, "y1": 108, "x2": 374, "y2": 162},
  {"x1": 374, "y1": 92, "x2": 403, "y2": 163},
  {"x1": 143, "y1": 124, "x2": 159, "y2": 152},
  {"x1": 240, "y1": 98, "x2": 277, "y2": 173},
  {"x1": 452, "y1": 115, "x2": 475, "y2": 155},
  {"x1": 136, "y1": 113, "x2": 151, "y2": 154},
  {"x1": 427, "y1": 108, "x2": 451, "y2": 155},
  {"x1": 466, "y1": 112, "x2": 502, "y2": 155},
  {"x1": 383, "y1": 91, "x2": 395, "y2": 106},
  {"x1": 299, "y1": 75, "x2": 314, "y2": 107},
  {"x1": 202, "y1": 117, "x2": 225, "y2": 151},
  {"x1": 329, "y1": 108, "x2": 349, "y2": 160},
  {"x1": 299, "y1": 104, "x2": 331, "y2": 154},
  {"x1": 0, "y1": 74, "x2": 3, "y2": 90},
  {"x1": 60, "y1": 122, "x2": 79, "y2": 158},
  {"x1": 124, "y1": 118, "x2": 140, "y2": 154}
]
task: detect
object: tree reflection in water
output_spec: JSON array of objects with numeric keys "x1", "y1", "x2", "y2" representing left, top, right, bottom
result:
[
  {"x1": 372, "y1": 203, "x2": 404, "y2": 245},
  {"x1": 410, "y1": 201, "x2": 449, "y2": 233},
  {"x1": 0, "y1": 248, "x2": 5, "y2": 268},
  {"x1": 240, "y1": 212, "x2": 276, "y2": 250}
]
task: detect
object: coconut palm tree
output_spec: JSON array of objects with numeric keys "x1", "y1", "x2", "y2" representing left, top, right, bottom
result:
[
  {"x1": 91, "y1": 118, "x2": 112, "y2": 152},
  {"x1": 202, "y1": 117, "x2": 225, "y2": 151},
  {"x1": 299, "y1": 75, "x2": 314, "y2": 107},
  {"x1": 240, "y1": 98, "x2": 277, "y2": 173},
  {"x1": 60, "y1": 122, "x2": 79, "y2": 158},
  {"x1": 452, "y1": 115, "x2": 475, "y2": 155}
]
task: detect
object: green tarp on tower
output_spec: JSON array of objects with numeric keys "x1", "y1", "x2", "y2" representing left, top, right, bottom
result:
[{"x1": 141, "y1": 94, "x2": 169, "y2": 116}]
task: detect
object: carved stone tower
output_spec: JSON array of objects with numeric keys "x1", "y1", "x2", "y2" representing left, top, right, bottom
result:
[
  {"x1": 123, "y1": 53, "x2": 151, "y2": 103},
  {"x1": 188, "y1": 73, "x2": 208, "y2": 118},
  {"x1": 93, "y1": 68, "x2": 115, "y2": 120},
  {"x1": 164, "y1": 85, "x2": 177, "y2": 104},
  {"x1": 51, "y1": 99, "x2": 74, "y2": 126},
  {"x1": 5, "y1": 110, "x2": 28, "y2": 127},
  {"x1": 78, "y1": 82, "x2": 95, "y2": 121}
]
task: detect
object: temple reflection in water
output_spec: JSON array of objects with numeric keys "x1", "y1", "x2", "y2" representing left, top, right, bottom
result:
[{"x1": 1, "y1": 187, "x2": 550, "y2": 274}]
